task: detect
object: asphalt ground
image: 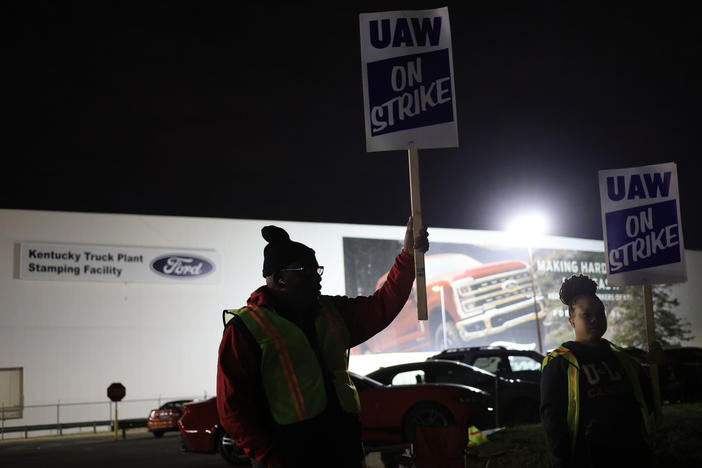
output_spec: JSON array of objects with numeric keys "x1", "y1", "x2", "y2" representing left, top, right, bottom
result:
[{"x1": 0, "y1": 429, "x2": 386, "y2": 468}]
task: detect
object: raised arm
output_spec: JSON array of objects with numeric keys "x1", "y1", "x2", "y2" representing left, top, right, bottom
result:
[{"x1": 334, "y1": 217, "x2": 428, "y2": 347}]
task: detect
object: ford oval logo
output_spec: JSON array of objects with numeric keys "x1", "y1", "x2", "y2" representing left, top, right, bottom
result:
[{"x1": 151, "y1": 255, "x2": 215, "y2": 279}]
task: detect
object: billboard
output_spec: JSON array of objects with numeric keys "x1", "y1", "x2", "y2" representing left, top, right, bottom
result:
[{"x1": 344, "y1": 237, "x2": 694, "y2": 354}]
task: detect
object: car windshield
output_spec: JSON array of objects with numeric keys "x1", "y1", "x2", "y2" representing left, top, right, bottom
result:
[
  {"x1": 425, "y1": 254, "x2": 482, "y2": 279},
  {"x1": 431, "y1": 360, "x2": 495, "y2": 377},
  {"x1": 508, "y1": 355, "x2": 542, "y2": 371}
]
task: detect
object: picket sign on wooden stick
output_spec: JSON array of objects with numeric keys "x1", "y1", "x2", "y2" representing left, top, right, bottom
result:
[
  {"x1": 598, "y1": 163, "x2": 687, "y2": 426},
  {"x1": 643, "y1": 284, "x2": 662, "y2": 423},
  {"x1": 408, "y1": 145, "x2": 428, "y2": 321},
  {"x1": 359, "y1": 8, "x2": 458, "y2": 321}
]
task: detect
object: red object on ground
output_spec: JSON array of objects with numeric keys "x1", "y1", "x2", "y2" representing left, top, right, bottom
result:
[{"x1": 414, "y1": 424, "x2": 468, "y2": 468}]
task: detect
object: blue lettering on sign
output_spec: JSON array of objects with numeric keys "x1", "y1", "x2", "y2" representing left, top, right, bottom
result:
[
  {"x1": 369, "y1": 17, "x2": 442, "y2": 49},
  {"x1": 606, "y1": 172, "x2": 671, "y2": 201},
  {"x1": 367, "y1": 49, "x2": 453, "y2": 136},
  {"x1": 606, "y1": 200, "x2": 680, "y2": 274},
  {"x1": 151, "y1": 255, "x2": 214, "y2": 278}
]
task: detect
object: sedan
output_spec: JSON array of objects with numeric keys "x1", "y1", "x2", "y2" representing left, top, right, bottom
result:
[
  {"x1": 178, "y1": 373, "x2": 491, "y2": 466},
  {"x1": 367, "y1": 359, "x2": 540, "y2": 425},
  {"x1": 146, "y1": 399, "x2": 192, "y2": 438}
]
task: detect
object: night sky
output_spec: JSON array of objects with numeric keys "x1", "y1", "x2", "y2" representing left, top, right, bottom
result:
[{"x1": 3, "y1": 2, "x2": 700, "y2": 250}]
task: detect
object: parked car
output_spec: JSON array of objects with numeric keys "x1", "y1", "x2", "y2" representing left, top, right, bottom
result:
[
  {"x1": 367, "y1": 359, "x2": 540, "y2": 424},
  {"x1": 624, "y1": 346, "x2": 702, "y2": 403},
  {"x1": 429, "y1": 345, "x2": 545, "y2": 385},
  {"x1": 660, "y1": 347, "x2": 702, "y2": 402},
  {"x1": 358, "y1": 254, "x2": 545, "y2": 353},
  {"x1": 353, "y1": 372, "x2": 492, "y2": 446},
  {"x1": 178, "y1": 397, "x2": 250, "y2": 466},
  {"x1": 146, "y1": 399, "x2": 192, "y2": 438},
  {"x1": 178, "y1": 373, "x2": 492, "y2": 466}
]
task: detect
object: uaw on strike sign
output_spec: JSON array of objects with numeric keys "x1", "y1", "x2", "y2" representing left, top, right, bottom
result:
[
  {"x1": 360, "y1": 7, "x2": 458, "y2": 152},
  {"x1": 598, "y1": 162, "x2": 687, "y2": 286}
]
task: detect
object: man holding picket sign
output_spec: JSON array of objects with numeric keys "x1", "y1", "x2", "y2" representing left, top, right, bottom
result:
[
  {"x1": 216, "y1": 220, "x2": 428, "y2": 468},
  {"x1": 216, "y1": 8, "x2": 457, "y2": 468}
]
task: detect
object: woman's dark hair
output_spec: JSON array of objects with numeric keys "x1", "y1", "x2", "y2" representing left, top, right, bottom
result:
[{"x1": 559, "y1": 274, "x2": 601, "y2": 317}]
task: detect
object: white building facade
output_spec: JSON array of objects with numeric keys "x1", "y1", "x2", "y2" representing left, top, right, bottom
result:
[{"x1": 1, "y1": 209, "x2": 700, "y2": 435}]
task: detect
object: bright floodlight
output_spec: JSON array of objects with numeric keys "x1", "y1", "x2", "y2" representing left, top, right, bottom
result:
[
  {"x1": 506, "y1": 213, "x2": 547, "y2": 235},
  {"x1": 505, "y1": 213, "x2": 548, "y2": 245}
]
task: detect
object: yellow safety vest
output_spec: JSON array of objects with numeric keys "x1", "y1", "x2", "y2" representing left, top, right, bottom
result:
[
  {"x1": 541, "y1": 343, "x2": 651, "y2": 454},
  {"x1": 224, "y1": 296, "x2": 361, "y2": 425}
]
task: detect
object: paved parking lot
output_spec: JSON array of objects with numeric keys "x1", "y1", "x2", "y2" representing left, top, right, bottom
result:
[
  {"x1": 0, "y1": 429, "x2": 387, "y2": 468},
  {"x1": 0, "y1": 430, "x2": 224, "y2": 468}
]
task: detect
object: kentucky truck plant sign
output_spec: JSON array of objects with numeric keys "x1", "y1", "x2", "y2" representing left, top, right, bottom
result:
[{"x1": 20, "y1": 242, "x2": 219, "y2": 284}]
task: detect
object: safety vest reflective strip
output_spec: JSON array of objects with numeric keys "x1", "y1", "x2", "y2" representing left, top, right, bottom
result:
[
  {"x1": 246, "y1": 306, "x2": 309, "y2": 421},
  {"x1": 542, "y1": 346, "x2": 580, "y2": 454}
]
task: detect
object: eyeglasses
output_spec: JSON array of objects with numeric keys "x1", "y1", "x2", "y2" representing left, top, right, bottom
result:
[{"x1": 280, "y1": 265, "x2": 324, "y2": 277}]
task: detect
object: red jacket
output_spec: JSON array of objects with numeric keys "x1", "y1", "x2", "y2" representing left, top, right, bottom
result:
[{"x1": 216, "y1": 251, "x2": 415, "y2": 466}]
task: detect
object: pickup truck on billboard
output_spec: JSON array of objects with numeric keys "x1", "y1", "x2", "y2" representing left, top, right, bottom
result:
[{"x1": 358, "y1": 253, "x2": 545, "y2": 353}]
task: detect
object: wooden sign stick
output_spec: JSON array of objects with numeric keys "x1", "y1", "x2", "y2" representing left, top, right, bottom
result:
[
  {"x1": 643, "y1": 284, "x2": 662, "y2": 423},
  {"x1": 408, "y1": 145, "x2": 428, "y2": 321}
]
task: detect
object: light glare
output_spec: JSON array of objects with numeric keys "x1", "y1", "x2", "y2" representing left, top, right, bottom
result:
[{"x1": 506, "y1": 213, "x2": 547, "y2": 236}]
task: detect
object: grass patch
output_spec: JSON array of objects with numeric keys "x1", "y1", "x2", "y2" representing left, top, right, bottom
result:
[{"x1": 466, "y1": 402, "x2": 702, "y2": 468}]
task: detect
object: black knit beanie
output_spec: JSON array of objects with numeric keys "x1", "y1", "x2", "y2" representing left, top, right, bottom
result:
[{"x1": 261, "y1": 226, "x2": 316, "y2": 277}]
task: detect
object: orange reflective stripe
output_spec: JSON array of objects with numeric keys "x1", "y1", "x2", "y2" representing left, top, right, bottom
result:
[
  {"x1": 544, "y1": 347, "x2": 570, "y2": 366},
  {"x1": 247, "y1": 308, "x2": 304, "y2": 421},
  {"x1": 247, "y1": 307, "x2": 307, "y2": 420},
  {"x1": 251, "y1": 307, "x2": 310, "y2": 419}
]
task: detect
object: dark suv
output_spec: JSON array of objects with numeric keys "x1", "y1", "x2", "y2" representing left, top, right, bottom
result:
[
  {"x1": 623, "y1": 346, "x2": 702, "y2": 403},
  {"x1": 428, "y1": 346, "x2": 545, "y2": 385}
]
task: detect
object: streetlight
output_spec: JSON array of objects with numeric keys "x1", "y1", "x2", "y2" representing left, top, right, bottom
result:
[
  {"x1": 431, "y1": 284, "x2": 447, "y2": 350},
  {"x1": 506, "y1": 213, "x2": 547, "y2": 354}
]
